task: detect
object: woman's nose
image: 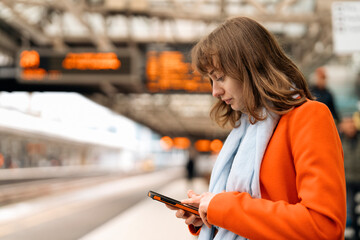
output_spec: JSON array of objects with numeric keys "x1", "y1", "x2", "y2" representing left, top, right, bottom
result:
[{"x1": 212, "y1": 83, "x2": 223, "y2": 98}]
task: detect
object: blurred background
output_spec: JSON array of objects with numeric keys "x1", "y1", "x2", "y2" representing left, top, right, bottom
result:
[{"x1": 0, "y1": 0, "x2": 359, "y2": 239}]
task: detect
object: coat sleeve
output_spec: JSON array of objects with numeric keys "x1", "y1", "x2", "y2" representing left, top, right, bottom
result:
[
  {"x1": 188, "y1": 225, "x2": 201, "y2": 236},
  {"x1": 206, "y1": 102, "x2": 346, "y2": 240}
]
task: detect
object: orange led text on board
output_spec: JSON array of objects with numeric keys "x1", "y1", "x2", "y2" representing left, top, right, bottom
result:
[
  {"x1": 146, "y1": 51, "x2": 211, "y2": 93},
  {"x1": 20, "y1": 50, "x2": 40, "y2": 68},
  {"x1": 18, "y1": 50, "x2": 60, "y2": 81},
  {"x1": 19, "y1": 50, "x2": 122, "y2": 81},
  {"x1": 19, "y1": 50, "x2": 56, "y2": 81},
  {"x1": 62, "y1": 52, "x2": 121, "y2": 70}
]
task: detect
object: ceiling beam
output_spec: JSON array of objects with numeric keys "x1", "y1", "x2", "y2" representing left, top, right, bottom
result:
[
  {"x1": 244, "y1": 0, "x2": 268, "y2": 15},
  {"x1": 61, "y1": 0, "x2": 115, "y2": 51},
  {"x1": 276, "y1": 0, "x2": 298, "y2": 13},
  {"x1": 0, "y1": 29, "x2": 18, "y2": 52},
  {"x1": 0, "y1": 0, "x2": 52, "y2": 45}
]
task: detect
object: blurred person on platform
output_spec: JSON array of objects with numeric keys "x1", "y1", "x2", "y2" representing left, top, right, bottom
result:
[
  {"x1": 310, "y1": 67, "x2": 340, "y2": 123},
  {"x1": 186, "y1": 147, "x2": 197, "y2": 189},
  {"x1": 339, "y1": 115, "x2": 360, "y2": 239},
  {"x1": 167, "y1": 17, "x2": 346, "y2": 240}
]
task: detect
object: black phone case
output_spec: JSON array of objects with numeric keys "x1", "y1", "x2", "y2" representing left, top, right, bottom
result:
[{"x1": 148, "y1": 190, "x2": 199, "y2": 216}]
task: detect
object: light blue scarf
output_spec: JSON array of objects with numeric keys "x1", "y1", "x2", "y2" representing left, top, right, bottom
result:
[{"x1": 199, "y1": 110, "x2": 280, "y2": 240}]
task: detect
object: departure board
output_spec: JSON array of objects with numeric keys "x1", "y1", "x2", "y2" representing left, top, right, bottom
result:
[
  {"x1": 15, "y1": 45, "x2": 212, "y2": 93},
  {"x1": 145, "y1": 49, "x2": 211, "y2": 93},
  {"x1": 16, "y1": 48, "x2": 139, "y2": 85}
]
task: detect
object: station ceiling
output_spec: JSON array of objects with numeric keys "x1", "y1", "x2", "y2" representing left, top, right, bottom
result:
[{"x1": 0, "y1": 0, "x2": 351, "y2": 140}]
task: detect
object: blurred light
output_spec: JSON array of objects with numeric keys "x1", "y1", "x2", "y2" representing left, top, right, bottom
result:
[
  {"x1": 160, "y1": 136, "x2": 173, "y2": 150},
  {"x1": 210, "y1": 139, "x2": 223, "y2": 153},
  {"x1": 173, "y1": 137, "x2": 190, "y2": 149},
  {"x1": 0, "y1": 153, "x2": 4, "y2": 168},
  {"x1": 195, "y1": 139, "x2": 211, "y2": 152}
]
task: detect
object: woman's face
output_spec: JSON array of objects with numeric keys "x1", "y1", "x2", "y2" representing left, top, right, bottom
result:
[{"x1": 208, "y1": 68, "x2": 244, "y2": 112}]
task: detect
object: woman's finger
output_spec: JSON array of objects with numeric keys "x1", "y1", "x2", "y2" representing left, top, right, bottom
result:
[
  {"x1": 187, "y1": 189, "x2": 199, "y2": 198},
  {"x1": 192, "y1": 217, "x2": 204, "y2": 227},
  {"x1": 175, "y1": 209, "x2": 186, "y2": 218},
  {"x1": 184, "y1": 214, "x2": 197, "y2": 225},
  {"x1": 165, "y1": 204, "x2": 178, "y2": 211},
  {"x1": 199, "y1": 205, "x2": 210, "y2": 228},
  {"x1": 202, "y1": 213, "x2": 211, "y2": 229},
  {"x1": 181, "y1": 195, "x2": 201, "y2": 204}
]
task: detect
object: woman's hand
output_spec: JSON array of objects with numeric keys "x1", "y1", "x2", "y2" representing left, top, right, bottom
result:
[
  {"x1": 181, "y1": 190, "x2": 216, "y2": 228},
  {"x1": 166, "y1": 190, "x2": 203, "y2": 227}
]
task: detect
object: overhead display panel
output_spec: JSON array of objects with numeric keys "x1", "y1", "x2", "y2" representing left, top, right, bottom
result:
[
  {"x1": 145, "y1": 44, "x2": 211, "y2": 93},
  {"x1": 16, "y1": 48, "x2": 140, "y2": 85},
  {"x1": 15, "y1": 45, "x2": 211, "y2": 93}
]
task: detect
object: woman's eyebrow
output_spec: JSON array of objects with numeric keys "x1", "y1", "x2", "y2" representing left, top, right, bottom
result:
[{"x1": 208, "y1": 69, "x2": 215, "y2": 78}]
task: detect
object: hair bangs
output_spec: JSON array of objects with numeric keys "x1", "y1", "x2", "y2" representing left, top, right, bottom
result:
[{"x1": 191, "y1": 38, "x2": 220, "y2": 76}]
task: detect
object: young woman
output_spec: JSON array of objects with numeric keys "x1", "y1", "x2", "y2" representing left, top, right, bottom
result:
[{"x1": 169, "y1": 17, "x2": 346, "y2": 239}]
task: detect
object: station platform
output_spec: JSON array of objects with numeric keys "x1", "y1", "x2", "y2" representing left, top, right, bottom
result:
[
  {"x1": 80, "y1": 177, "x2": 208, "y2": 240},
  {"x1": 2, "y1": 165, "x2": 354, "y2": 240},
  {"x1": 0, "y1": 167, "x2": 209, "y2": 240}
]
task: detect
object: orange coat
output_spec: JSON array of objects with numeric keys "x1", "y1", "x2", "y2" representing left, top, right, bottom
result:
[{"x1": 192, "y1": 100, "x2": 346, "y2": 239}]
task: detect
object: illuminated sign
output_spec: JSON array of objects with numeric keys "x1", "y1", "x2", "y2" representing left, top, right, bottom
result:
[
  {"x1": 16, "y1": 46, "x2": 211, "y2": 92},
  {"x1": 16, "y1": 48, "x2": 139, "y2": 85},
  {"x1": 62, "y1": 52, "x2": 121, "y2": 70},
  {"x1": 146, "y1": 50, "x2": 211, "y2": 93},
  {"x1": 20, "y1": 50, "x2": 40, "y2": 68}
]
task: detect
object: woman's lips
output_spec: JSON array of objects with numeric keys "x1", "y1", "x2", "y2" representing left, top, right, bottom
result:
[{"x1": 224, "y1": 99, "x2": 232, "y2": 104}]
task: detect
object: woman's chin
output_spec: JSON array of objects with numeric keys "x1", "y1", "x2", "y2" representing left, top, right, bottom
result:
[
  {"x1": 230, "y1": 104, "x2": 241, "y2": 111},
  {"x1": 231, "y1": 105, "x2": 246, "y2": 113}
]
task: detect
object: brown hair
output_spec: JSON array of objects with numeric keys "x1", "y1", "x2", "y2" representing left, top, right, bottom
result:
[{"x1": 191, "y1": 17, "x2": 313, "y2": 128}]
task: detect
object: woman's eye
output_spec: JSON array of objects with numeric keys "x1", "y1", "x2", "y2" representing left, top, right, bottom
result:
[
  {"x1": 208, "y1": 78, "x2": 213, "y2": 86},
  {"x1": 217, "y1": 76, "x2": 224, "y2": 82}
]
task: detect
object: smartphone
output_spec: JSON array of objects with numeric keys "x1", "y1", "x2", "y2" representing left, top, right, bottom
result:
[{"x1": 148, "y1": 190, "x2": 199, "y2": 216}]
